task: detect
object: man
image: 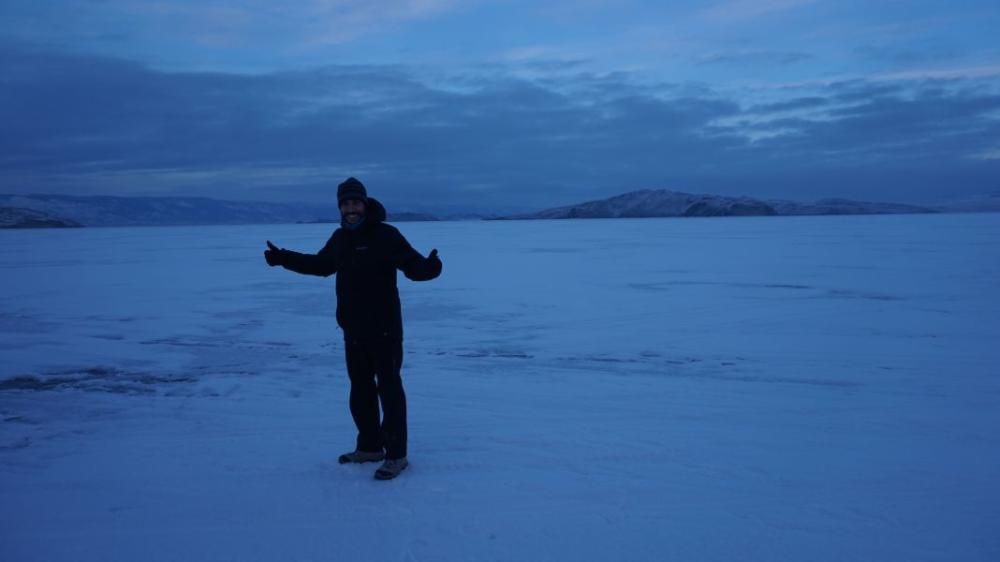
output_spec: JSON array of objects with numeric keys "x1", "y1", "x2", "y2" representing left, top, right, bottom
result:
[{"x1": 263, "y1": 177, "x2": 442, "y2": 480}]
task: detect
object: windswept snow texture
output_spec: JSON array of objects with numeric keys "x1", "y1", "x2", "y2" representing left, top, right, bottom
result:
[{"x1": 1, "y1": 215, "x2": 999, "y2": 562}]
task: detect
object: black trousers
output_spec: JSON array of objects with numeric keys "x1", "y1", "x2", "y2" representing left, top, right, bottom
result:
[{"x1": 344, "y1": 338, "x2": 407, "y2": 460}]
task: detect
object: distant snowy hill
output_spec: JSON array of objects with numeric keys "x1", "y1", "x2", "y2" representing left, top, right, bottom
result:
[
  {"x1": 0, "y1": 195, "x2": 439, "y2": 227},
  {"x1": 507, "y1": 190, "x2": 777, "y2": 219},
  {"x1": 935, "y1": 193, "x2": 1000, "y2": 213},
  {"x1": 769, "y1": 197, "x2": 937, "y2": 216},
  {"x1": 0, "y1": 206, "x2": 81, "y2": 229},
  {"x1": 504, "y1": 189, "x2": 936, "y2": 219}
]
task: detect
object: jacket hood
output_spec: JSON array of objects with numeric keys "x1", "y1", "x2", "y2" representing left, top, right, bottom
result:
[{"x1": 366, "y1": 197, "x2": 387, "y2": 223}]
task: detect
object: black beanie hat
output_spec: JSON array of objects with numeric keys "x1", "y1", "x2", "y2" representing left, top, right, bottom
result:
[{"x1": 337, "y1": 177, "x2": 367, "y2": 205}]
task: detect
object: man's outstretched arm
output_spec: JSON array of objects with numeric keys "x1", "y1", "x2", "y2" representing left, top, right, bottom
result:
[
  {"x1": 264, "y1": 237, "x2": 338, "y2": 277},
  {"x1": 392, "y1": 231, "x2": 442, "y2": 281}
]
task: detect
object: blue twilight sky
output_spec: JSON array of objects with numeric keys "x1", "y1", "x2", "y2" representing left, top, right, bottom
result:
[{"x1": 1, "y1": 0, "x2": 999, "y2": 213}]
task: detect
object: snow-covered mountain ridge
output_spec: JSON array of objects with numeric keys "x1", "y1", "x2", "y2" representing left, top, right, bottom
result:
[
  {"x1": 0, "y1": 194, "x2": 439, "y2": 227},
  {"x1": 0, "y1": 189, "x2": 974, "y2": 228},
  {"x1": 0, "y1": 207, "x2": 81, "y2": 229},
  {"x1": 504, "y1": 189, "x2": 936, "y2": 219}
]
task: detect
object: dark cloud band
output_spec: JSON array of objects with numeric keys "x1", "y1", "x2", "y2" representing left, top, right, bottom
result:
[{"x1": 1, "y1": 46, "x2": 998, "y2": 210}]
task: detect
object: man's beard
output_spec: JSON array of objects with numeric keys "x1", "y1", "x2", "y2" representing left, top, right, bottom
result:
[{"x1": 343, "y1": 213, "x2": 363, "y2": 224}]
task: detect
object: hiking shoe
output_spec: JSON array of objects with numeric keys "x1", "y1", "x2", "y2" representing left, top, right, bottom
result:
[
  {"x1": 338, "y1": 450, "x2": 385, "y2": 464},
  {"x1": 374, "y1": 457, "x2": 409, "y2": 480}
]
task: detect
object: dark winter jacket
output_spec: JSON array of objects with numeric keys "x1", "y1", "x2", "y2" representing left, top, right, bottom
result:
[{"x1": 279, "y1": 198, "x2": 441, "y2": 341}]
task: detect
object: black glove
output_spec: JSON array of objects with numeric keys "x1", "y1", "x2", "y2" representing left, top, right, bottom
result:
[
  {"x1": 264, "y1": 240, "x2": 287, "y2": 267},
  {"x1": 427, "y1": 248, "x2": 442, "y2": 274}
]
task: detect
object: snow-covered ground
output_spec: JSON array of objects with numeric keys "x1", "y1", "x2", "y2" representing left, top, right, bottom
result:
[{"x1": 1, "y1": 214, "x2": 998, "y2": 562}]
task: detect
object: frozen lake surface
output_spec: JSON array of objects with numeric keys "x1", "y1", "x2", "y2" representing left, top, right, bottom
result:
[{"x1": 1, "y1": 214, "x2": 999, "y2": 561}]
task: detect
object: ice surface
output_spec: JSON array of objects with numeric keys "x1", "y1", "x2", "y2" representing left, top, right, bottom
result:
[{"x1": 1, "y1": 214, "x2": 999, "y2": 561}]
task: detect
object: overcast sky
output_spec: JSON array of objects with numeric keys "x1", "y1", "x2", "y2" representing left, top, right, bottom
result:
[{"x1": 2, "y1": 0, "x2": 999, "y2": 213}]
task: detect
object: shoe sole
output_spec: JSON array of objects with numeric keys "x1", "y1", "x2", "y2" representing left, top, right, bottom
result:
[
  {"x1": 338, "y1": 454, "x2": 385, "y2": 464},
  {"x1": 374, "y1": 462, "x2": 409, "y2": 481}
]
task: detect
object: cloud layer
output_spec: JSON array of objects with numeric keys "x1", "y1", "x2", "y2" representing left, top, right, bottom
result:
[{"x1": 2, "y1": 47, "x2": 998, "y2": 211}]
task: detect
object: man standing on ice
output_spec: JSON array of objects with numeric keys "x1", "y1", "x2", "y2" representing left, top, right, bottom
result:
[{"x1": 263, "y1": 177, "x2": 442, "y2": 480}]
